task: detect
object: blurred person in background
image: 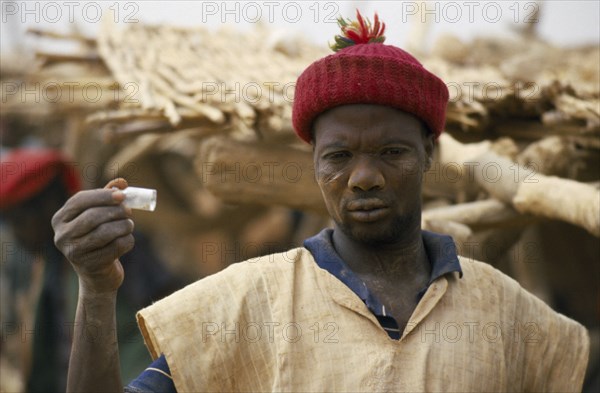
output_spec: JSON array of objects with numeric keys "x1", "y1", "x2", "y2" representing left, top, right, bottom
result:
[{"x1": 0, "y1": 148, "x2": 182, "y2": 392}]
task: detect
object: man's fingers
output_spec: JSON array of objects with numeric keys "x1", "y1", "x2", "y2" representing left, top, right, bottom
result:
[
  {"x1": 65, "y1": 205, "x2": 132, "y2": 238},
  {"x1": 70, "y1": 234, "x2": 135, "y2": 273},
  {"x1": 57, "y1": 189, "x2": 125, "y2": 223},
  {"x1": 113, "y1": 233, "x2": 135, "y2": 257},
  {"x1": 50, "y1": 180, "x2": 135, "y2": 293},
  {"x1": 64, "y1": 219, "x2": 134, "y2": 266},
  {"x1": 105, "y1": 178, "x2": 128, "y2": 190},
  {"x1": 75, "y1": 218, "x2": 135, "y2": 252}
]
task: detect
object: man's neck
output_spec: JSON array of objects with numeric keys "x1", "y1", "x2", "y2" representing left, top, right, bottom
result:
[{"x1": 331, "y1": 224, "x2": 431, "y2": 285}]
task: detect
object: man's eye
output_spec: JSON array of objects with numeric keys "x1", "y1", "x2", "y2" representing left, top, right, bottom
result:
[
  {"x1": 325, "y1": 151, "x2": 351, "y2": 160},
  {"x1": 382, "y1": 147, "x2": 406, "y2": 156}
]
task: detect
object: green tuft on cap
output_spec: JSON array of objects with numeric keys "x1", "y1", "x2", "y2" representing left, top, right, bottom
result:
[{"x1": 329, "y1": 10, "x2": 386, "y2": 52}]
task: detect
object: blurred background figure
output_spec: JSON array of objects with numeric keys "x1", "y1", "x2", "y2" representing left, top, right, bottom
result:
[{"x1": 0, "y1": 148, "x2": 183, "y2": 391}]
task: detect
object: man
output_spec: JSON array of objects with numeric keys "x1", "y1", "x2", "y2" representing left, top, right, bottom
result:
[{"x1": 52, "y1": 12, "x2": 589, "y2": 392}]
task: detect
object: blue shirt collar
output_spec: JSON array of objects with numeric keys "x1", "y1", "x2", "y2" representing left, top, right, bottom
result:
[{"x1": 303, "y1": 228, "x2": 462, "y2": 315}]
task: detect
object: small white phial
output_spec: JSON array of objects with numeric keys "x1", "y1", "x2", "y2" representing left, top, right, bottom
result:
[{"x1": 118, "y1": 187, "x2": 157, "y2": 211}]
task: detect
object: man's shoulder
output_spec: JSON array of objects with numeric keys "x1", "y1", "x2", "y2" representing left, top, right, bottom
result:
[
  {"x1": 215, "y1": 246, "x2": 314, "y2": 279},
  {"x1": 455, "y1": 256, "x2": 587, "y2": 330},
  {"x1": 457, "y1": 255, "x2": 519, "y2": 288},
  {"x1": 136, "y1": 247, "x2": 316, "y2": 343},
  {"x1": 455, "y1": 256, "x2": 540, "y2": 305},
  {"x1": 141, "y1": 247, "x2": 314, "y2": 309}
]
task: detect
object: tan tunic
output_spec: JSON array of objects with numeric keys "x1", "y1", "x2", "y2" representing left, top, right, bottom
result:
[{"x1": 137, "y1": 247, "x2": 589, "y2": 392}]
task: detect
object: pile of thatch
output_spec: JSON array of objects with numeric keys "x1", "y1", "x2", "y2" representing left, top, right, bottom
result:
[{"x1": 95, "y1": 21, "x2": 327, "y2": 136}]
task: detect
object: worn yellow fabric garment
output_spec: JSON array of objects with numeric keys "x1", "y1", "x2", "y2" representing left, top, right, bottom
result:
[{"x1": 137, "y1": 247, "x2": 589, "y2": 392}]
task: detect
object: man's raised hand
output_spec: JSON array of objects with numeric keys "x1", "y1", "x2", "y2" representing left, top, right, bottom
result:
[{"x1": 52, "y1": 178, "x2": 134, "y2": 295}]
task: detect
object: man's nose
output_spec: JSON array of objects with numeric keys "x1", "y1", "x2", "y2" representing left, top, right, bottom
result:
[{"x1": 347, "y1": 156, "x2": 385, "y2": 192}]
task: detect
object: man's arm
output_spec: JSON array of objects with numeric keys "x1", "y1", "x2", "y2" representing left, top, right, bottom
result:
[
  {"x1": 68, "y1": 288, "x2": 122, "y2": 392},
  {"x1": 52, "y1": 179, "x2": 134, "y2": 392}
]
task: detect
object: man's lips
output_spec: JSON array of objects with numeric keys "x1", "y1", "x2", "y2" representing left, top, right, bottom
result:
[
  {"x1": 346, "y1": 199, "x2": 390, "y2": 222},
  {"x1": 346, "y1": 198, "x2": 388, "y2": 211}
]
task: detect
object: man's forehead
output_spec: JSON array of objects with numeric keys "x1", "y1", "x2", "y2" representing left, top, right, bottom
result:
[
  {"x1": 316, "y1": 104, "x2": 423, "y2": 125},
  {"x1": 312, "y1": 104, "x2": 426, "y2": 143}
]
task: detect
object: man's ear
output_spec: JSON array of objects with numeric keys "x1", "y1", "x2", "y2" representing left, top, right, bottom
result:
[{"x1": 423, "y1": 132, "x2": 435, "y2": 171}]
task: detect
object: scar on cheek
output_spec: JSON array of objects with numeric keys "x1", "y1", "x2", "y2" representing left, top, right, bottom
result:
[{"x1": 322, "y1": 171, "x2": 344, "y2": 184}]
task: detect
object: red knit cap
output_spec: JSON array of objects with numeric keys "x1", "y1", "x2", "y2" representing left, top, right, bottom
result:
[
  {"x1": 0, "y1": 148, "x2": 81, "y2": 210},
  {"x1": 292, "y1": 11, "x2": 449, "y2": 143}
]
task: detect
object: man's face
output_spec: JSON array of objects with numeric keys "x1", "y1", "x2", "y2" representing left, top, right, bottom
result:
[{"x1": 312, "y1": 104, "x2": 433, "y2": 246}]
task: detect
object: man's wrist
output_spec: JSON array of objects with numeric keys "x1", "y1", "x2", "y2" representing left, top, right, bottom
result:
[{"x1": 78, "y1": 278, "x2": 120, "y2": 301}]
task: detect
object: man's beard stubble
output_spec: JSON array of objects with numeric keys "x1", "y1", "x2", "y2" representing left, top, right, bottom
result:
[{"x1": 335, "y1": 207, "x2": 422, "y2": 247}]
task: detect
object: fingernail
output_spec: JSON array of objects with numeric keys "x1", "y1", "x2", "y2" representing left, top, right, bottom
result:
[{"x1": 112, "y1": 191, "x2": 125, "y2": 202}]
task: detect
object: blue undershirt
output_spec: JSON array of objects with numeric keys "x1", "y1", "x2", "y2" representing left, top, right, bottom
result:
[{"x1": 304, "y1": 229, "x2": 463, "y2": 340}]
